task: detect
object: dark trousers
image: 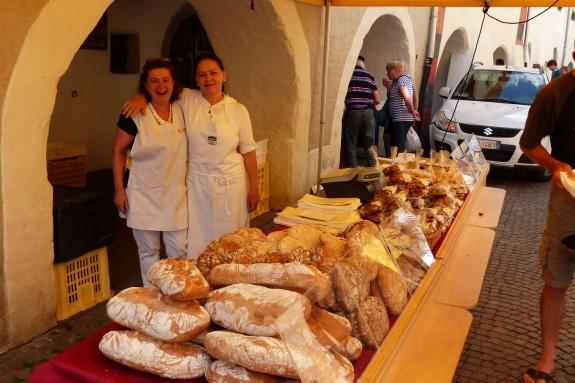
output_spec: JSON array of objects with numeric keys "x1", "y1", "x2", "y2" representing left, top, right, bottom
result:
[
  {"x1": 342, "y1": 109, "x2": 376, "y2": 167},
  {"x1": 390, "y1": 120, "x2": 414, "y2": 153}
]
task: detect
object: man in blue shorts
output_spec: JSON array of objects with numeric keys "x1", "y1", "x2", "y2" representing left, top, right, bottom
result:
[{"x1": 519, "y1": 51, "x2": 575, "y2": 383}]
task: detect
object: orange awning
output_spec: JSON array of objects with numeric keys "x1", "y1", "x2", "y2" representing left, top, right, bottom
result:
[{"x1": 296, "y1": 0, "x2": 575, "y2": 6}]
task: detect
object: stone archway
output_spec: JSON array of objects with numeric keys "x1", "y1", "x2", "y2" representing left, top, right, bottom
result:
[
  {"x1": 0, "y1": 0, "x2": 113, "y2": 350},
  {"x1": 0, "y1": 0, "x2": 309, "y2": 351},
  {"x1": 493, "y1": 46, "x2": 508, "y2": 65},
  {"x1": 324, "y1": 8, "x2": 416, "y2": 169},
  {"x1": 433, "y1": 28, "x2": 469, "y2": 117}
]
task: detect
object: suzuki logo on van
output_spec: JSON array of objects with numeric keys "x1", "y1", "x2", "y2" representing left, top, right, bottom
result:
[{"x1": 483, "y1": 128, "x2": 494, "y2": 136}]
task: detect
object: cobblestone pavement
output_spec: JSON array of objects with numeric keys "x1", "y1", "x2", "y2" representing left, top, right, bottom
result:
[
  {"x1": 455, "y1": 169, "x2": 574, "y2": 383},
  {"x1": 1, "y1": 170, "x2": 574, "y2": 383}
]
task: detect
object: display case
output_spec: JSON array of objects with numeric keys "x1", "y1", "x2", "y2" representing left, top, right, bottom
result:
[{"x1": 360, "y1": 165, "x2": 505, "y2": 382}]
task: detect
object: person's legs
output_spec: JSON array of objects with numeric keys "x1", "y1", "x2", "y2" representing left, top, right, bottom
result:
[
  {"x1": 361, "y1": 110, "x2": 377, "y2": 167},
  {"x1": 522, "y1": 285, "x2": 567, "y2": 383},
  {"x1": 390, "y1": 121, "x2": 412, "y2": 152},
  {"x1": 132, "y1": 229, "x2": 161, "y2": 286},
  {"x1": 523, "y1": 184, "x2": 575, "y2": 383},
  {"x1": 342, "y1": 110, "x2": 360, "y2": 167},
  {"x1": 163, "y1": 228, "x2": 187, "y2": 259}
]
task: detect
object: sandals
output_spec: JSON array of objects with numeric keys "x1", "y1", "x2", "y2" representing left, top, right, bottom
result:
[{"x1": 520, "y1": 368, "x2": 558, "y2": 383}]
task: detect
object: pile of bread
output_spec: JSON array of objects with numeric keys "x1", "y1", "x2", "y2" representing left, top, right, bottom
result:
[
  {"x1": 359, "y1": 157, "x2": 469, "y2": 248},
  {"x1": 99, "y1": 222, "x2": 427, "y2": 381}
]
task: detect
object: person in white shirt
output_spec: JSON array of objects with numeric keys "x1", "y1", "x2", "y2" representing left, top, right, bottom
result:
[
  {"x1": 113, "y1": 58, "x2": 187, "y2": 285},
  {"x1": 123, "y1": 53, "x2": 260, "y2": 260}
]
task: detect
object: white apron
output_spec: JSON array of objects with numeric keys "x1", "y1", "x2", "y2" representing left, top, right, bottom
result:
[
  {"x1": 126, "y1": 103, "x2": 188, "y2": 231},
  {"x1": 184, "y1": 94, "x2": 255, "y2": 259}
]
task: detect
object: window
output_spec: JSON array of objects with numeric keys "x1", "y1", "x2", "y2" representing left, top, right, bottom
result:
[{"x1": 110, "y1": 33, "x2": 140, "y2": 74}]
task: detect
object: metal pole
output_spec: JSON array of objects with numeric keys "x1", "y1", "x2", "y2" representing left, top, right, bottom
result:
[
  {"x1": 561, "y1": 7, "x2": 571, "y2": 66},
  {"x1": 316, "y1": 0, "x2": 331, "y2": 195}
]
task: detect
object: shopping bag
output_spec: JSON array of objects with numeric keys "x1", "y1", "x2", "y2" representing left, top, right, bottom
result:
[
  {"x1": 377, "y1": 100, "x2": 389, "y2": 127},
  {"x1": 405, "y1": 126, "x2": 422, "y2": 152}
]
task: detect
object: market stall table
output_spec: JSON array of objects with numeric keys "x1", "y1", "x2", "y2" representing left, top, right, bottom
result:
[
  {"x1": 30, "y1": 322, "x2": 376, "y2": 383},
  {"x1": 32, "y1": 166, "x2": 502, "y2": 383}
]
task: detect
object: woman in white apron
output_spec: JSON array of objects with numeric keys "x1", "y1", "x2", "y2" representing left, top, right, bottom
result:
[
  {"x1": 112, "y1": 58, "x2": 188, "y2": 285},
  {"x1": 178, "y1": 54, "x2": 260, "y2": 259}
]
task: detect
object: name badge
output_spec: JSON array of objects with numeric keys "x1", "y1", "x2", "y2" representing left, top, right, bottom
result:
[{"x1": 207, "y1": 136, "x2": 217, "y2": 145}]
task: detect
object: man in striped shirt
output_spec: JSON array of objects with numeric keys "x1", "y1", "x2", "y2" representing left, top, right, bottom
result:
[{"x1": 342, "y1": 56, "x2": 381, "y2": 167}]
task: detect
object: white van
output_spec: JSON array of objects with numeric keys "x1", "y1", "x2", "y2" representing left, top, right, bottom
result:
[{"x1": 429, "y1": 64, "x2": 551, "y2": 180}]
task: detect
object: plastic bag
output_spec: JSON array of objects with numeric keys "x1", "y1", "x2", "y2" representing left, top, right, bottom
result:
[{"x1": 405, "y1": 126, "x2": 422, "y2": 152}]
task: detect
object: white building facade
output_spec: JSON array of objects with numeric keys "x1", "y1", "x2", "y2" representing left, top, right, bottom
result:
[{"x1": 0, "y1": 0, "x2": 573, "y2": 351}]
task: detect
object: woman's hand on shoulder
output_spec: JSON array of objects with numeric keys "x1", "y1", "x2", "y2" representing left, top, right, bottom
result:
[{"x1": 122, "y1": 93, "x2": 147, "y2": 117}]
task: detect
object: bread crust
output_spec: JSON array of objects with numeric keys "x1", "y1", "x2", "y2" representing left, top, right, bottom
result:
[
  {"x1": 99, "y1": 330, "x2": 210, "y2": 379},
  {"x1": 208, "y1": 263, "x2": 331, "y2": 301},
  {"x1": 377, "y1": 266, "x2": 408, "y2": 316},
  {"x1": 106, "y1": 287, "x2": 210, "y2": 342},
  {"x1": 204, "y1": 283, "x2": 311, "y2": 336},
  {"x1": 147, "y1": 259, "x2": 210, "y2": 301},
  {"x1": 206, "y1": 360, "x2": 286, "y2": 383}
]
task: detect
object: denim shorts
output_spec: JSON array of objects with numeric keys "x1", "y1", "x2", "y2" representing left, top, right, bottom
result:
[{"x1": 540, "y1": 184, "x2": 575, "y2": 288}]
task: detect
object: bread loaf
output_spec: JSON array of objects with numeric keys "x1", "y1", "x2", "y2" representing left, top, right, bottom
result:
[
  {"x1": 357, "y1": 296, "x2": 389, "y2": 349},
  {"x1": 306, "y1": 306, "x2": 352, "y2": 349},
  {"x1": 99, "y1": 330, "x2": 210, "y2": 379},
  {"x1": 106, "y1": 287, "x2": 210, "y2": 342},
  {"x1": 285, "y1": 224, "x2": 323, "y2": 248},
  {"x1": 204, "y1": 331, "x2": 353, "y2": 381},
  {"x1": 208, "y1": 262, "x2": 331, "y2": 301},
  {"x1": 204, "y1": 331, "x2": 299, "y2": 378},
  {"x1": 206, "y1": 360, "x2": 286, "y2": 383},
  {"x1": 332, "y1": 260, "x2": 370, "y2": 312},
  {"x1": 333, "y1": 336, "x2": 363, "y2": 361},
  {"x1": 377, "y1": 266, "x2": 408, "y2": 316},
  {"x1": 204, "y1": 283, "x2": 311, "y2": 336},
  {"x1": 147, "y1": 259, "x2": 210, "y2": 301},
  {"x1": 316, "y1": 233, "x2": 347, "y2": 274}
]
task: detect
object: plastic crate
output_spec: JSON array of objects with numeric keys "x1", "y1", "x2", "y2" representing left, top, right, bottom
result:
[
  {"x1": 54, "y1": 246, "x2": 112, "y2": 321},
  {"x1": 250, "y1": 196, "x2": 270, "y2": 219},
  {"x1": 250, "y1": 161, "x2": 270, "y2": 219},
  {"x1": 256, "y1": 139, "x2": 268, "y2": 165},
  {"x1": 47, "y1": 155, "x2": 87, "y2": 187}
]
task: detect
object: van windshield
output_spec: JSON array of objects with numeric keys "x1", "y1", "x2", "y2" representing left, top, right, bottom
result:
[{"x1": 452, "y1": 69, "x2": 545, "y2": 105}]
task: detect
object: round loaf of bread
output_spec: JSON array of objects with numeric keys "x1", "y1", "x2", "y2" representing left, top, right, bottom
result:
[
  {"x1": 206, "y1": 360, "x2": 286, "y2": 383},
  {"x1": 106, "y1": 287, "x2": 211, "y2": 342},
  {"x1": 204, "y1": 283, "x2": 311, "y2": 336},
  {"x1": 99, "y1": 330, "x2": 210, "y2": 379},
  {"x1": 332, "y1": 260, "x2": 370, "y2": 313},
  {"x1": 208, "y1": 262, "x2": 331, "y2": 301},
  {"x1": 377, "y1": 266, "x2": 408, "y2": 316},
  {"x1": 147, "y1": 259, "x2": 210, "y2": 301},
  {"x1": 357, "y1": 296, "x2": 389, "y2": 349}
]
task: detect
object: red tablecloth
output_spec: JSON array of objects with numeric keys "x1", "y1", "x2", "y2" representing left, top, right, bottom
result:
[{"x1": 31, "y1": 322, "x2": 376, "y2": 383}]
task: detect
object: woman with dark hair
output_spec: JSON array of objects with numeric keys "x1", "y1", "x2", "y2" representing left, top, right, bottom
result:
[
  {"x1": 113, "y1": 58, "x2": 187, "y2": 285},
  {"x1": 182, "y1": 53, "x2": 259, "y2": 259},
  {"x1": 122, "y1": 53, "x2": 259, "y2": 260}
]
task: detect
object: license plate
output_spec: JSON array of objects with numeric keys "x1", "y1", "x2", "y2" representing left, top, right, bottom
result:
[{"x1": 477, "y1": 139, "x2": 500, "y2": 150}]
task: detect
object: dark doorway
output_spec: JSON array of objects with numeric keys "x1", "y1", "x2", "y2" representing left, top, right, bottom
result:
[{"x1": 169, "y1": 15, "x2": 214, "y2": 88}]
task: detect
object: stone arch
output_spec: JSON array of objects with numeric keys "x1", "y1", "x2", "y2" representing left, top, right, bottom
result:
[
  {"x1": 1, "y1": 0, "x2": 113, "y2": 349},
  {"x1": 326, "y1": 8, "x2": 416, "y2": 169},
  {"x1": 189, "y1": 0, "x2": 311, "y2": 205},
  {"x1": 433, "y1": 28, "x2": 469, "y2": 117},
  {"x1": 493, "y1": 46, "x2": 508, "y2": 65},
  {"x1": 0, "y1": 0, "x2": 309, "y2": 349}
]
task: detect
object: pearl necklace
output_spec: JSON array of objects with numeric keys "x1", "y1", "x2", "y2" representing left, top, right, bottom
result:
[{"x1": 148, "y1": 103, "x2": 172, "y2": 125}]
